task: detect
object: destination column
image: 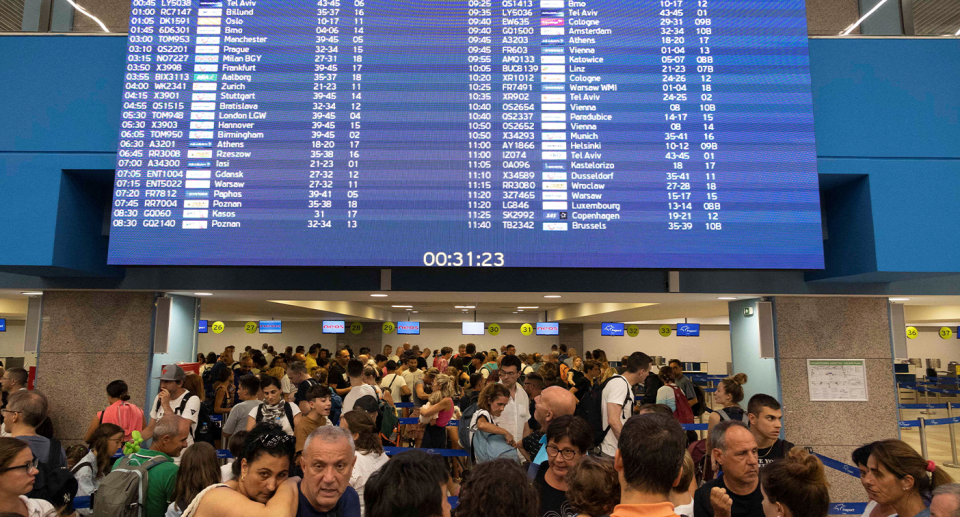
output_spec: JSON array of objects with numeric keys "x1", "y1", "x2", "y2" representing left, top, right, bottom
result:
[{"x1": 565, "y1": 0, "x2": 619, "y2": 231}]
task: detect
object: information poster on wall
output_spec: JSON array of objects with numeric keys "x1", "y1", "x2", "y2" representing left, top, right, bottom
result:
[{"x1": 807, "y1": 359, "x2": 868, "y2": 402}]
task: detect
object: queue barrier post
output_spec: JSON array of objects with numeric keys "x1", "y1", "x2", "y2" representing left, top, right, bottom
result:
[
  {"x1": 921, "y1": 388, "x2": 937, "y2": 415},
  {"x1": 919, "y1": 417, "x2": 929, "y2": 460},
  {"x1": 946, "y1": 403, "x2": 960, "y2": 468}
]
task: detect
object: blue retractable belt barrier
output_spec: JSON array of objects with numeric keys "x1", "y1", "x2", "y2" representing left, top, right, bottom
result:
[
  {"x1": 394, "y1": 402, "x2": 414, "y2": 408},
  {"x1": 925, "y1": 416, "x2": 960, "y2": 426},
  {"x1": 398, "y1": 418, "x2": 459, "y2": 426},
  {"x1": 75, "y1": 496, "x2": 92, "y2": 510},
  {"x1": 210, "y1": 414, "x2": 223, "y2": 423},
  {"x1": 681, "y1": 423, "x2": 709, "y2": 431},
  {"x1": 384, "y1": 446, "x2": 469, "y2": 457},
  {"x1": 898, "y1": 403, "x2": 948, "y2": 409},
  {"x1": 829, "y1": 503, "x2": 868, "y2": 515},
  {"x1": 900, "y1": 419, "x2": 922, "y2": 428},
  {"x1": 703, "y1": 388, "x2": 716, "y2": 393},
  {"x1": 812, "y1": 453, "x2": 860, "y2": 478},
  {"x1": 218, "y1": 449, "x2": 234, "y2": 459}
]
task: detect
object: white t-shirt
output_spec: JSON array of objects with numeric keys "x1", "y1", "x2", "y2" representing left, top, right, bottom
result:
[
  {"x1": 674, "y1": 501, "x2": 694, "y2": 517},
  {"x1": 861, "y1": 500, "x2": 897, "y2": 517},
  {"x1": 387, "y1": 354, "x2": 400, "y2": 363},
  {"x1": 380, "y1": 373, "x2": 407, "y2": 400},
  {"x1": 600, "y1": 375, "x2": 633, "y2": 456},
  {"x1": 342, "y1": 384, "x2": 379, "y2": 413},
  {"x1": 220, "y1": 460, "x2": 235, "y2": 482},
  {"x1": 350, "y1": 451, "x2": 389, "y2": 517},
  {"x1": 401, "y1": 369, "x2": 422, "y2": 392},
  {"x1": 469, "y1": 409, "x2": 493, "y2": 444},
  {"x1": 247, "y1": 402, "x2": 301, "y2": 435},
  {"x1": 20, "y1": 496, "x2": 57, "y2": 517},
  {"x1": 496, "y1": 383, "x2": 529, "y2": 444},
  {"x1": 280, "y1": 375, "x2": 294, "y2": 395},
  {"x1": 150, "y1": 390, "x2": 202, "y2": 459}
]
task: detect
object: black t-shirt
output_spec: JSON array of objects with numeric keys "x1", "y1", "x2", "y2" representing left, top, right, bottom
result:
[
  {"x1": 757, "y1": 439, "x2": 794, "y2": 469},
  {"x1": 529, "y1": 398, "x2": 540, "y2": 431},
  {"x1": 573, "y1": 377, "x2": 594, "y2": 402},
  {"x1": 642, "y1": 374, "x2": 663, "y2": 405},
  {"x1": 417, "y1": 357, "x2": 428, "y2": 370},
  {"x1": 294, "y1": 379, "x2": 320, "y2": 405},
  {"x1": 693, "y1": 475, "x2": 764, "y2": 517},
  {"x1": 328, "y1": 363, "x2": 350, "y2": 390},
  {"x1": 534, "y1": 463, "x2": 577, "y2": 517}
]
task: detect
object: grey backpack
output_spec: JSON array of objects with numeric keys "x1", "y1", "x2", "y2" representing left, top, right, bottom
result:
[{"x1": 92, "y1": 454, "x2": 168, "y2": 517}]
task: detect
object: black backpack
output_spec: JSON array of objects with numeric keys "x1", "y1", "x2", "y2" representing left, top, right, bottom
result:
[
  {"x1": 574, "y1": 375, "x2": 633, "y2": 446},
  {"x1": 26, "y1": 437, "x2": 79, "y2": 511},
  {"x1": 155, "y1": 392, "x2": 215, "y2": 444}
]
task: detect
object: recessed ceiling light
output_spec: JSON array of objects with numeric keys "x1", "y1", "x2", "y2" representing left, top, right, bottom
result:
[
  {"x1": 21, "y1": 292, "x2": 43, "y2": 296},
  {"x1": 194, "y1": 292, "x2": 213, "y2": 296},
  {"x1": 544, "y1": 295, "x2": 561, "y2": 298},
  {"x1": 518, "y1": 306, "x2": 539, "y2": 309},
  {"x1": 406, "y1": 308, "x2": 413, "y2": 311},
  {"x1": 718, "y1": 297, "x2": 737, "y2": 300},
  {"x1": 890, "y1": 298, "x2": 910, "y2": 302},
  {"x1": 392, "y1": 305, "x2": 413, "y2": 308},
  {"x1": 517, "y1": 310, "x2": 523, "y2": 312},
  {"x1": 370, "y1": 294, "x2": 388, "y2": 297},
  {"x1": 412, "y1": 311, "x2": 418, "y2": 313},
  {"x1": 513, "y1": 311, "x2": 518, "y2": 314},
  {"x1": 455, "y1": 305, "x2": 476, "y2": 309}
]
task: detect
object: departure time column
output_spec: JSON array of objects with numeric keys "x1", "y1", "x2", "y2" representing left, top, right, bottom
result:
[{"x1": 467, "y1": 0, "x2": 494, "y2": 230}]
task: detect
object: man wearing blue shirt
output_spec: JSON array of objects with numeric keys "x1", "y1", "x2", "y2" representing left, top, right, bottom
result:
[
  {"x1": 297, "y1": 425, "x2": 361, "y2": 517},
  {"x1": 527, "y1": 386, "x2": 577, "y2": 479}
]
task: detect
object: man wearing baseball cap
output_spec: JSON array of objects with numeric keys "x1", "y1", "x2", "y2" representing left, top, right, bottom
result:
[{"x1": 140, "y1": 365, "x2": 200, "y2": 464}]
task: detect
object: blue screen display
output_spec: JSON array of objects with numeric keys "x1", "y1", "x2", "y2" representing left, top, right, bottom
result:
[
  {"x1": 677, "y1": 323, "x2": 700, "y2": 336},
  {"x1": 259, "y1": 320, "x2": 282, "y2": 334},
  {"x1": 198, "y1": 320, "x2": 208, "y2": 333},
  {"x1": 397, "y1": 321, "x2": 421, "y2": 335},
  {"x1": 107, "y1": 0, "x2": 822, "y2": 269},
  {"x1": 537, "y1": 322, "x2": 559, "y2": 336},
  {"x1": 0, "y1": 319, "x2": 5, "y2": 332},
  {"x1": 601, "y1": 322, "x2": 624, "y2": 336}
]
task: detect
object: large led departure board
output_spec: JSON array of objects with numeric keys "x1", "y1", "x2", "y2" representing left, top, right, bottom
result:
[{"x1": 108, "y1": 0, "x2": 824, "y2": 268}]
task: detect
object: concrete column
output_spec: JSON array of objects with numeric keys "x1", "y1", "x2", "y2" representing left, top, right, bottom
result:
[
  {"x1": 728, "y1": 299, "x2": 779, "y2": 403},
  {"x1": 559, "y1": 323, "x2": 583, "y2": 356},
  {"x1": 36, "y1": 291, "x2": 155, "y2": 444},
  {"x1": 774, "y1": 297, "x2": 898, "y2": 502}
]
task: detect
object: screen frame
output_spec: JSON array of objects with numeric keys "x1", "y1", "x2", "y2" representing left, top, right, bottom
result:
[
  {"x1": 322, "y1": 320, "x2": 346, "y2": 334},
  {"x1": 536, "y1": 322, "x2": 559, "y2": 336},
  {"x1": 259, "y1": 320, "x2": 283, "y2": 334},
  {"x1": 462, "y1": 321, "x2": 485, "y2": 336},
  {"x1": 600, "y1": 322, "x2": 624, "y2": 336},
  {"x1": 397, "y1": 321, "x2": 421, "y2": 335}
]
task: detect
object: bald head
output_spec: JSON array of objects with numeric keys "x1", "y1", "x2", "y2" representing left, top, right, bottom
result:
[{"x1": 534, "y1": 386, "x2": 577, "y2": 430}]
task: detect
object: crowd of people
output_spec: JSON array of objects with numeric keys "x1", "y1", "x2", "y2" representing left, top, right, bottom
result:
[{"x1": 0, "y1": 343, "x2": 958, "y2": 517}]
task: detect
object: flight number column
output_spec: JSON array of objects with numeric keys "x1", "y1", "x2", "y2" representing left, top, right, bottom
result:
[
  {"x1": 309, "y1": 0, "x2": 341, "y2": 230},
  {"x1": 659, "y1": 0, "x2": 692, "y2": 231},
  {"x1": 467, "y1": 0, "x2": 494, "y2": 230},
  {"x1": 500, "y1": 0, "x2": 537, "y2": 231}
]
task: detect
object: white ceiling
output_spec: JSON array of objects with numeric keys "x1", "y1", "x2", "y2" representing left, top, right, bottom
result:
[{"x1": 0, "y1": 290, "x2": 958, "y2": 325}]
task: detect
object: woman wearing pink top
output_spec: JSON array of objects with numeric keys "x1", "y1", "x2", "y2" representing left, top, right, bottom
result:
[
  {"x1": 83, "y1": 380, "x2": 146, "y2": 442},
  {"x1": 419, "y1": 373, "x2": 457, "y2": 449}
]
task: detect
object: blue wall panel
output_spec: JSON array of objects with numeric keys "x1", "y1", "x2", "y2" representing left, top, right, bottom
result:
[{"x1": 0, "y1": 35, "x2": 958, "y2": 279}]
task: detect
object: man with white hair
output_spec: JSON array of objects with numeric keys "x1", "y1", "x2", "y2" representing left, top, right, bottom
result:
[
  {"x1": 297, "y1": 425, "x2": 361, "y2": 517},
  {"x1": 932, "y1": 484, "x2": 960, "y2": 517}
]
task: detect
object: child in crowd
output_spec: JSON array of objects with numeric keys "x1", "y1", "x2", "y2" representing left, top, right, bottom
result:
[
  {"x1": 566, "y1": 456, "x2": 620, "y2": 517},
  {"x1": 220, "y1": 431, "x2": 247, "y2": 482},
  {"x1": 294, "y1": 385, "x2": 333, "y2": 457}
]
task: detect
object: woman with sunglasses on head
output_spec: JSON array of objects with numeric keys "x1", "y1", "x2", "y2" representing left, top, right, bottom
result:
[
  {"x1": 181, "y1": 423, "x2": 299, "y2": 517},
  {"x1": 0, "y1": 436, "x2": 58, "y2": 517}
]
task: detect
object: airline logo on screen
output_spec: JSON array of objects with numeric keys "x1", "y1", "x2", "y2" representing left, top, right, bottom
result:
[
  {"x1": 601, "y1": 323, "x2": 624, "y2": 336},
  {"x1": 322, "y1": 321, "x2": 345, "y2": 333},
  {"x1": 398, "y1": 321, "x2": 420, "y2": 334},
  {"x1": 537, "y1": 322, "x2": 559, "y2": 334},
  {"x1": 259, "y1": 320, "x2": 282, "y2": 333},
  {"x1": 198, "y1": 320, "x2": 208, "y2": 334},
  {"x1": 677, "y1": 324, "x2": 700, "y2": 337}
]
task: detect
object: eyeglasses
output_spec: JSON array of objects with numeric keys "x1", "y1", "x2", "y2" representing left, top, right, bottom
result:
[
  {"x1": 0, "y1": 409, "x2": 20, "y2": 415},
  {"x1": 0, "y1": 457, "x2": 39, "y2": 474},
  {"x1": 545, "y1": 445, "x2": 580, "y2": 460}
]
